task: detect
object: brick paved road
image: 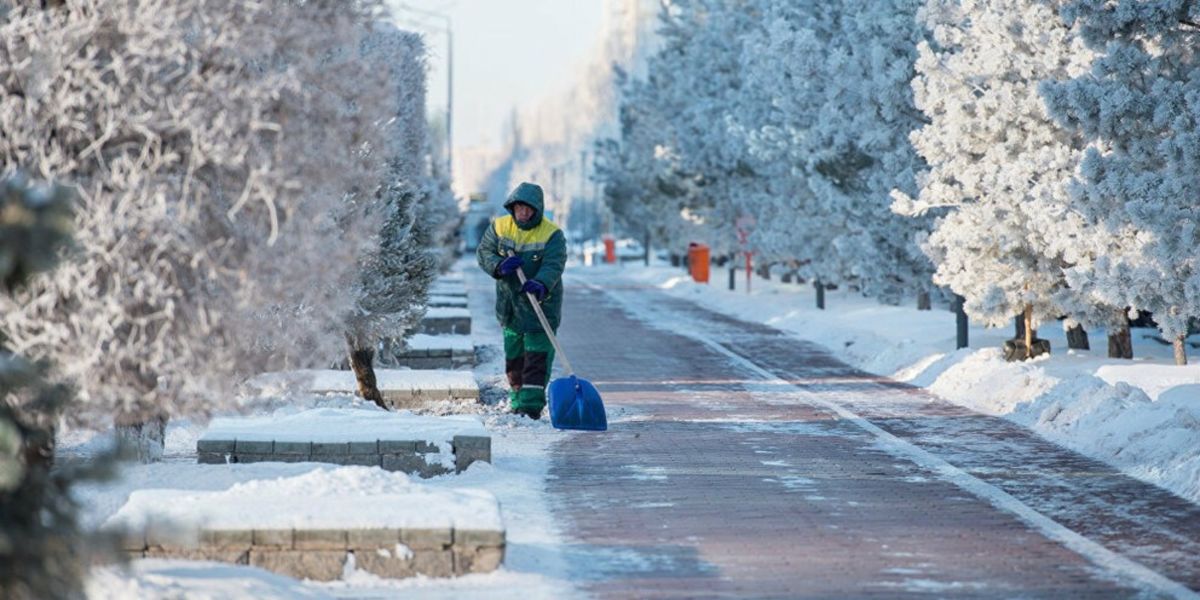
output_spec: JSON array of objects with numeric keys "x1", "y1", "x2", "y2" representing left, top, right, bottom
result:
[{"x1": 543, "y1": 276, "x2": 1200, "y2": 598}]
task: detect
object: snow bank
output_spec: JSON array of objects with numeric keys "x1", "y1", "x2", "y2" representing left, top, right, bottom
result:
[
  {"x1": 407, "y1": 334, "x2": 474, "y2": 351},
  {"x1": 88, "y1": 559, "x2": 331, "y2": 600},
  {"x1": 425, "y1": 307, "x2": 470, "y2": 319},
  {"x1": 591, "y1": 264, "x2": 1200, "y2": 505},
  {"x1": 200, "y1": 408, "x2": 486, "y2": 444},
  {"x1": 246, "y1": 369, "x2": 476, "y2": 397},
  {"x1": 103, "y1": 467, "x2": 502, "y2": 532}
]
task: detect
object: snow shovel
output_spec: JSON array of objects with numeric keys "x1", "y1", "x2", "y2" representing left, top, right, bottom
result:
[{"x1": 509, "y1": 252, "x2": 607, "y2": 431}]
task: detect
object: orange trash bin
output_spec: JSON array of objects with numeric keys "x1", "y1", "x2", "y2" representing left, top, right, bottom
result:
[
  {"x1": 688, "y1": 243, "x2": 710, "y2": 283},
  {"x1": 603, "y1": 236, "x2": 616, "y2": 263}
]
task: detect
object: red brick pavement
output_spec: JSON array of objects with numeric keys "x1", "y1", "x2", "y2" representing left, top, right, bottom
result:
[{"x1": 541, "y1": 280, "x2": 1195, "y2": 598}]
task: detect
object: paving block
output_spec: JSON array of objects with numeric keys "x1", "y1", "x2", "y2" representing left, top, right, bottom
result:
[
  {"x1": 453, "y1": 435, "x2": 491, "y2": 473},
  {"x1": 454, "y1": 529, "x2": 504, "y2": 547},
  {"x1": 146, "y1": 548, "x2": 249, "y2": 564},
  {"x1": 340, "y1": 454, "x2": 382, "y2": 467},
  {"x1": 355, "y1": 549, "x2": 416, "y2": 578},
  {"x1": 418, "y1": 463, "x2": 452, "y2": 479},
  {"x1": 411, "y1": 549, "x2": 454, "y2": 577},
  {"x1": 414, "y1": 441, "x2": 439, "y2": 454},
  {"x1": 453, "y1": 545, "x2": 505, "y2": 574},
  {"x1": 347, "y1": 528, "x2": 401, "y2": 548},
  {"x1": 197, "y1": 439, "x2": 235, "y2": 454},
  {"x1": 405, "y1": 357, "x2": 452, "y2": 369},
  {"x1": 146, "y1": 522, "x2": 198, "y2": 550},
  {"x1": 235, "y1": 440, "x2": 273, "y2": 454},
  {"x1": 400, "y1": 528, "x2": 452, "y2": 550},
  {"x1": 453, "y1": 435, "x2": 490, "y2": 451},
  {"x1": 250, "y1": 550, "x2": 346, "y2": 582},
  {"x1": 201, "y1": 529, "x2": 253, "y2": 550},
  {"x1": 379, "y1": 440, "x2": 417, "y2": 454},
  {"x1": 381, "y1": 453, "x2": 427, "y2": 474},
  {"x1": 450, "y1": 386, "x2": 481, "y2": 400},
  {"x1": 294, "y1": 529, "x2": 348, "y2": 550},
  {"x1": 233, "y1": 453, "x2": 272, "y2": 464},
  {"x1": 312, "y1": 442, "x2": 350, "y2": 456},
  {"x1": 197, "y1": 452, "x2": 227, "y2": 465},
  {"x1": 252, "y1": 529, "x2": 293, "y2": 549},
  {"x1": 418, "y1": 316, "x2": 471, "y2": 335},
  {"x1": 381, "y1": 388, "x2": 417, "y2": 405},
  {"x1": 349, "y1": 441, "x2": 379, "y2": 455},
  {"x1": 274, "y1": 441, "x2": 312, "y2": 457},
  {"x1": 267, "y1": 453, "x2": 309, "y2": 464}
]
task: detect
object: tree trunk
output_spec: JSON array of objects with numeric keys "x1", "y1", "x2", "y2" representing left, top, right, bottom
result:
[
  {"x1": 1024, "y1": 304, "x2": 1035, "y2": 352},
  {"x1": 757, "y1": 263, "x2": 771, "y2": 280},
  {"x1": 917, "y1": 291, "x2": 931, "y2": 311},
  {"x1": 643, "y1": 231, "x2": 651, "y2": 266},
  {"x1": 115, "y1": 413, "x2": 167, "y2": 463},
  {"x1": 347, "y1": 339, "x2": 387, "y2": 410},
  {"x1": 1107, "y1": 312, "x2": 1133, "y2": 359},
  {"x1": 728, "y1": 267, "x2": 736, "y2": 291},
  {"x1": 1014, "y1": 313, "x2": 1025, "y2": 341},
  {"x1": 815, "y1": 280, "x2": 825, "y2": 310},
  {"x1": 1066, "y1": 323, "x2": 1090, "y2": 350},
  {"x1": 1174, "y1": 335, "x2": 1188, "y2": 365}
]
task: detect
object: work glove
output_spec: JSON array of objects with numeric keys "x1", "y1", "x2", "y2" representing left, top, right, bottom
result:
[
  {"x1": 496, "y1": 255, "x2": 524, "y2": 276},
  {"x1": 521, "y1": 279, "x2": 548, "y2": 301}
]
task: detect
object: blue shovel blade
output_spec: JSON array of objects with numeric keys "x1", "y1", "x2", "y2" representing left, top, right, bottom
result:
[{"x1": 547, "y1": 375, "x2": 607, "y2": 431}]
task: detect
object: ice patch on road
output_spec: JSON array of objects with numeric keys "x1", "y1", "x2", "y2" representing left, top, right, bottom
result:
[{"x1": 622, "y1": 465, "x2": 668, "y2": 481}]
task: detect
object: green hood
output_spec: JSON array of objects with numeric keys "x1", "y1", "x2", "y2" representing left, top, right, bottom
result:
[{"x1": 504, "y1": 182, "x2": 545, "y2": 230}]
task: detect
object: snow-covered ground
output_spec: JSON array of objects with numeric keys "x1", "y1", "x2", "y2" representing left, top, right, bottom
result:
[
  {"x1": 584, "y1": 261, "x2": 1200, "y2": 506},
  {"x1": 74, "y1": 267, "x2": 579, "y2": 598}
]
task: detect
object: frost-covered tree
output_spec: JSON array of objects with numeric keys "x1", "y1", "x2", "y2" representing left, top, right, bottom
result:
[
  {"x1": 342, "y1": 26, "x2": 441, "y2": 406},
  {"x1": 0, "y1": 0, "x2": 394, "y2": 457},
  {"x1": 597, "y1": 0, "x2": 770, "y2": 257},
  {"x1": 1041, "y1": 0, "x2": 1200, "y2": 365},
  {"x1": 736, "y1": 0, "x2": 933, "y2": 304},
  {"x1": 595, "y1": 68, "x2": 697, "y2": 250},
  {"x1": 893, "y1": 0, "x2": 1098, "y2": 359},
  {"x1": 0, "y1": 172, "x2": 118, "y2": 600}
]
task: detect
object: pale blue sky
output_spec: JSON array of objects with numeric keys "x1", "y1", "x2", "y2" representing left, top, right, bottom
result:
[{"x1": 389, "y1": 1, "x2": 607, "y2": 152}]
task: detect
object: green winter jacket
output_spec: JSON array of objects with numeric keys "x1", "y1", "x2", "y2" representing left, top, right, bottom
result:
[{"x1": 476, "y1": 182, "x2": 567, "y2": 333}]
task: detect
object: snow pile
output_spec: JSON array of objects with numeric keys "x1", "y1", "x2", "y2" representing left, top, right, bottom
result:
[
  {"x1": 425, "y1": 307, "x2": 470, "y2": 319},
  {"x1": 200, "y1": 407, "x2": 486, "y2": 444},
  {"x1": 87, "y1": 560, "x2": 331, "y2": 600},
  {"x1": 245, "y1": 369, "x2": 476, "y2": 397},
  {"x1": 103, "y1": 467, "x2": 502, "y2": 532},
  {"x1": 407, "y1": 334, "x2": 474, "y2": 351},
  {"x1": 595, "y1": 264, "x2": 1200, "y2": 504}
]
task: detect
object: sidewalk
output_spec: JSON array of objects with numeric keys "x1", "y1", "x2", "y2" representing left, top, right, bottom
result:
[{"x1": 541, "y1": 271, "x2": 1200, "y2": 598}]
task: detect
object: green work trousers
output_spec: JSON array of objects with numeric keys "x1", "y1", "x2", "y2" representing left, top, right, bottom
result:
[{"x1": 503, "y1": 326, "x2": 556, "y2": 411}]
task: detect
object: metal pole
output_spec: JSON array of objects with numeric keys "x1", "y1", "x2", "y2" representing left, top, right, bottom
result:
[{"x1": 955, "y1": 294, "x2": 969, "y2": 349}]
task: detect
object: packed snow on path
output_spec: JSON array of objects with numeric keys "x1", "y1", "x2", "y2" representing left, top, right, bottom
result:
[{"x1": 581, "y1": 262, "x2": 1200, "y2": 505}]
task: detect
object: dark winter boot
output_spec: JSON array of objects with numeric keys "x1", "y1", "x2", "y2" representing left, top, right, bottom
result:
[{"x1": 513, "y1": 406, "x2": 542, "y2": 421}]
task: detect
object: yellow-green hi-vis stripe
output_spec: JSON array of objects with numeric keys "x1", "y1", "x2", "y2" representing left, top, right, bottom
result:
[{"x1": 494, "y1": 215, "x2": 559, "y2": 253}]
